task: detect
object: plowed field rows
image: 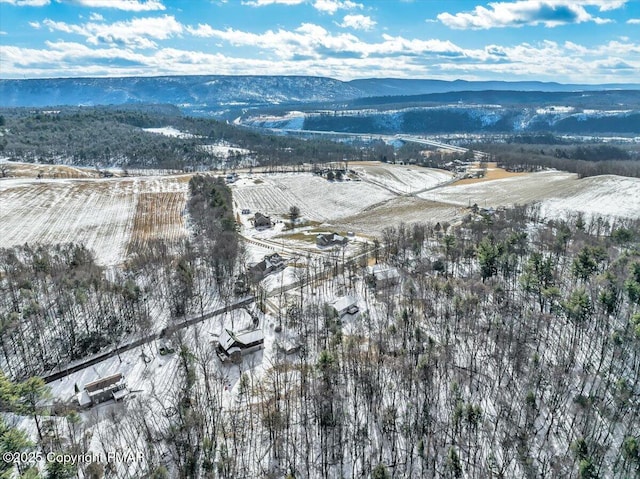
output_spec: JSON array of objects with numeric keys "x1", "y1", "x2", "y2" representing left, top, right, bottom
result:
[
  {"x1": 231, "y1": 174, "x2": 394, "y2": 222},
  {"x1": 127, "y1": 192, "x2": 188, "y2": 253},
  {"x1": 0, "y1": 175, "x2": 190, "y2": 265}
]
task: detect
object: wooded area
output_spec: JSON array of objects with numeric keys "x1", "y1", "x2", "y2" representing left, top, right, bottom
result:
[{"x1": 2, "y1": 201, "x2": 639, "y2": 478}]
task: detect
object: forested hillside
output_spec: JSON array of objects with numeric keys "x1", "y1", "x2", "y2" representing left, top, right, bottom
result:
[
  {"x1": 1, "y1": 201, "x2": 639, "y2": 477},
  {"x1": 0, "y1": 107, "x2": 364, "y2": 170}
]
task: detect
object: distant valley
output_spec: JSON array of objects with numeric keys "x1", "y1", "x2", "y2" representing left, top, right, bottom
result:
[{"x1": 2, "y1": 75, "x2": 639, "y2": 135}]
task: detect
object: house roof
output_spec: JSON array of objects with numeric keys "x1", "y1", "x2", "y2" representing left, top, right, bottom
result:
[
  {"x1": 77, "y1": 390, "x2": 91, "y2": 407},
  {"x1": 219, "y1": 328, "x2": 265, "y2": 351},
  {"x1": 84, "y1": 373, "x2": 123, "y2": 393},
  {"x1": 317, "y1": 232, "x2": 347, "y2": 245},
  {"x1": 332, "y1": 295, "x2": 358, "y2": 313},
  {"x1": 254, "y1": 212, "x2": 270, "y2": 222}
]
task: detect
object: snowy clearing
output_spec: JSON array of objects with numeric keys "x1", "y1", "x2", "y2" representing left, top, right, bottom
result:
[
  {"x1": 142, "y1": 126, "x2": 197, "y2": 138},
  {"x1": 334, "y1": 198, "x2": 462, "y2": 236},
  {"x1": 423, "y1": 170, "x2": 579, "y2": 208},
  {"x1": 198, "y1": 143, "x2": 252, "y2": 158}
]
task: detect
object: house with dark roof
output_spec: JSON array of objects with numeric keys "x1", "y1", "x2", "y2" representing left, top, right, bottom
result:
[
  {"x1": 248, "y1": 253, "x2": 286, "y2": 280},
  {"x1": 253, "y1": 212, "x2": 272, "y2": 229},
  {"x1": 77, "y1": 373, "x2": 128, "y2": 407},
  {"x1": 316, "y1": 232, "x2": 348, "y2": 247},
  {"x1": 216, "y1": 328, "x2": 265, "y2": 363}
]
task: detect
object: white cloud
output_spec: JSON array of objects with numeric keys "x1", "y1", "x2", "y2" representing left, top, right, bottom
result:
[
  {"x1": 241, "y1": 0, "x2": 361, "y2": 12},
  {"x1": 182, "y1": 22, "x2": 468, "y2": 61},
  {"x1": 627, "y1": 18, "x2": 640, "y2": 24},
  {"x1": 89, "y1": 12, "x2": 104, "y2": 21},
  {"x1": 339, "y1": 14, "x2": 376, "y2": 30},
  {"x1": 187, "y1": 24, "x2": 216, "y2": 37},
  {"x1": 29, "y1": 21, "x2": 41, "y2": 28},
  {"x1": 313, "y1": 0, "x2": 361, "y2": 14},
  {"x1": 63, "y1": 0, "x2": 165, "y2": 11},
  {"x1": 1, "y1": 37, "x2": 638, "y2": 82},
  {"x1": 591, "y1": 0, "x2": 627, "y2": 11},
  {"x1": 437, "y1": 1, "x2": 621, "y2": 29},
  {"x1": 0, "y1": 0, "x2": 50, "y2": 6},
  {"x1": 41, "y1": 15, "x2": 182, "y2": 49},
  {"x1": 242, "y1": 0, "x2": 304, "y2": 5}
]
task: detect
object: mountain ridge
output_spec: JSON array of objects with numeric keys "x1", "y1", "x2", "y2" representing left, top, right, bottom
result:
[{"x1": 2, "y1": 74, "x2": 639, "y2": 109}]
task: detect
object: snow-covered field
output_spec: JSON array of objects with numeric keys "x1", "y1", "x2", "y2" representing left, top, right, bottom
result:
[
  {"x1": 538, "y1": 174, "x2": 640, "y2": 220},
  {"x1": 352, "y1": 163, "x2": 453, "y2": 194},
  {"x1": 0, "y1": 175, "x2": 190, "y2": 265},
  {"x1": 198, "y1": 143, "x2": 251, "y2": 158},
  {"x1": 1, "y1": 160, "x2": 101, "y2": 179},
  {"x1": 334, "y1": 198, "x2": 462, "y2": 235},
  {"x1": 232, "y1": 166, "x2": 640, "y2": 239},
  {"x1": 423, "y1": 170, "x2": 577, "y2": 208},
  {"x1": 423, "y1": 170, "x2": 640, "y2": 221},
  {"x1": 231, "y1": 173, "x2": 395, "y2": 222}
]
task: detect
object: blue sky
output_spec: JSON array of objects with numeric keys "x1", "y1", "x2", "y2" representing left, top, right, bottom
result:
[{"x1": 0, "y1": 0, "x2": 639, "y2": 82}]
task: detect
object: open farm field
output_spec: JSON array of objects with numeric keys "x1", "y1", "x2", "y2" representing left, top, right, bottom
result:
[
  {"x1": 1, "y1": 160, "x2": 102, "y2": 179},
  {"x1": 423, "y1": 170, "x2": 578, "y2": 208},
  {"x1": 351, "y1": 163, "x2": 453, "y2": 193},
  {"x1": 231, "y1": 172, "x2": 395, "y2": 222},
  {"x1": 0, "y1": 175, "x2": 190, "y2": 265},
  {"x1": 538, "y1": 174, "x2": 640, "y2": 220},
  {"x1": 425, "y1": 170, "x2": 640, "y2": 220},
  {"x1": 334, "y1": 198, "x2": 462, "y2": 235},
  {"x1": 234, "y1": 165, "x2": 640, "y2": 240}
]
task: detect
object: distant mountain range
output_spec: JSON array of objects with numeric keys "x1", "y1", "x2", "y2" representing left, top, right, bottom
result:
[{"x1": 1, "y1": 75, "x2": 639, "y2": 110}]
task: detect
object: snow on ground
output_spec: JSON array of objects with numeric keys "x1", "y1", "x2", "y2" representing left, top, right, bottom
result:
[
  {"x1": 423, "y1": 170, "x2": 640, "y2": 221},
  {"x1": 142, "y1": 126, "x2": 197, "y2": 138},
  {"x1": 0, "y1": 175, "x2": 190, "y2": 265},
  {"x1": 353, "y1": 163, "x2": 453, "y2": 194},
  {"x1": 231, "y1": 173, "x2": 395, "y2": 222},
  {"x1": 538, "y1": 174, "x2": 640, "y2": 220},
  {"x1": 422, "y1": 170, "x2": 579, "y2": 208},
  {"x1": 335, "y1": 197, "x2": 463, "y2": 235},
  {"x1": 46, "y1": 307, "x2": 261, "y2": 405},
  {"x1": 198, "y1": 143, "x2": 251, "y2": 158},
  {"x1": 241, "y1": 111, "x2": 306, "y2": 130},
  {"x1": 1, "y1": 161, "x2": 100, "y2": 179}
]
